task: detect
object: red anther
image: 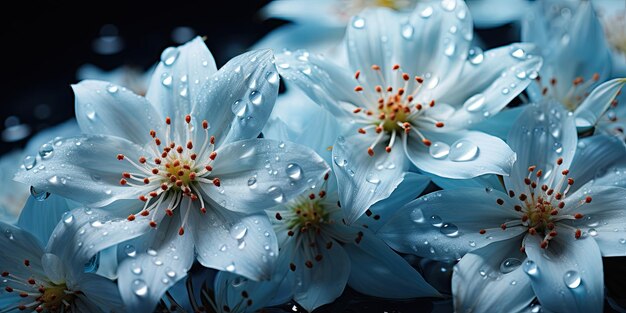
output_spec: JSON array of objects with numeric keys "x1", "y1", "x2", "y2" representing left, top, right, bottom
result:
[
  {"x1": 392, "y1": 64, "x2": 400, "y2": 70},
  {"x1": 305, "y1": 260, "x2": 314, "y2": 268},
  {"x1": 187, "y1": 141, "x2": 193, "y2": 149},
  {"x1": 185, "y1": 114, "x2": 191, "y2": 124},
  {"x1": 275, "y1": 212, "x2": 282, "y2": 220},
  {"x1": 402, "y1": 73, "x2": 410, "y2": 81},
  {"x1": 210, "y1": 136, "x2": 215, "y2": 144},
  {"x1": 169, "y1": 142, "x2": 176, "y2": 148},
  {"x1": 528, "y1": 165, "x2": 536, "y2": 172},
  {"x1": 519, "y1": 194, "x2": 527, "y2": 201},
  {"x1": 585, "y1": 196, "x2": 592, "y2": 203},
  {"x1": 353, "y1": 108, "x2": 362, "y2": 113},
  {"x1": 178, "y1": 227, "x2": 185, "y2": 236},
  {"x1": 149, "y1": 192, "x2": 158, "y2": 198},
  {"x1": 528, "y1": 228, "x2": 537, "y2": 235},
  {"x1": 550, "y1": 209, "x2": 558, "y2": 215},
  {"x1": 375, "y1": 126, "x2": 383, "y2": 133},
  {"x1": 326, "y1": 241, "x2": 333, "y2": 249},
  {"x1": 547, "y1": 222, "x2": 555, "y2": 230},
  {"x1": 520, "y1": 246, "x2": 526, "y2": 253},
  {"x1": 319, "y1": 190, "x2": 327, "y2": 198},
  {"x1": 4, "y1": 286, "x2": 12, "y2": 292},
  {"x1": 550, "y1": 78, "x2": 557, "y2": 86},
  {"x1": 573, "y1": 77, "x2": 583, "y2": 86},
  {"x1": 558, "y1": 201, "x2": 565, "y2": 208},
  {"x1": 139, "y1": 156, "x2": 147, "y2": 164},
  {"x1": 358, "y1": 128, "x2": 366, "y2": 134},
  {"x1": 574, "y1": 213, "x2": 584, "y2": 219},
  {"x1": 496, "y1": 198, "x2": 504, "y2": 205},
  {"x1": 19, "y1": 292, "x2": 27, "y2": 298},
  {"x1": 540, "y1": 240, "x2": 549, "y2": 249},
  {"x1": 200, "y1": 207, "x2": 207, "y2": 214},
  {"x1": 139, "y1": 195, "x2": 148, "y2": 202},
  {"x1": 149, "y1": 221, "x2": 157, "y2": 228},
  {"x1": 422, "y1": 139, "x2": 432, "y2": 147},
  {"x1": 1, "y1": 272, "x2": 8, "y2": 277},
  {"x1": 155, "y1": 138, "x2": 161, "y2": 146},
  {"x1": 189, "y1": 172, "x2": 196, "y2": 180},
  {"x1": 120, "y1": 179, "x2": 127, "y2": 185},
  {"x1": 367, "y1": 147, "x2": 375, "y2": 156},
  {"x1": 562, "y1": 169, "x2": 569, "y2": 175},
  {"x1": 386, "y1": 86, "x2": 393, "y2": 92},
  {"x1": 536, "y1": 170, "x2": 543, "y2": 177},
  {"x1": 407, "y1": 96, "x2": 414, "y2": 102},
  {"x1": 27, "y1": 278, "x2": 35, "y2": 285},
  {"x1": 435, "y1": 122, "x2": 444, "y2": 128},
  {"x1": 521, "y1": 214, "x2": 528, "y2": 222},
  {"x1": 173, "y1": 160, "x2": 181, "y2": 167},
  {"x1": 549, "y1": 230, "x2": 558, "y2": 237},
  {"x1": 354, "y1": 70, "x2": 361, "y2": 79},
  {"x1": 202, "y1": 120, "x2": 209, "y2": 129},
  {"x1": 23, "y1": 259, "x2": 30, "y2": 267},
  {"x1": 508, "y1": 190, "x2": 515, "y2": 197},
  {"x1": 209, "y1": 152, "x2": 217, "y2": 160},
  {"x1": 354, "y1": 86, "x2": 364, "y2": 92},
  {"x1": 324, "y1": 172, "x2": 329, "y2": 180},
  {"x1": 190, "y1": 153, "x2": 197, "y2": 160},
  {"x1": 429, "y1": 100, "x2": 435, "y2": 107},
  {"x1": 531, "y1": 182, "x2": 537, "y2": 189},
  {"x1": 150, "y1": 168, "x2": 159, "y2": 175},
  {"x1": 170, "y1": 176, "x2": 177, "y2": 183},
  {"x1": 415, "y1": 76, "x2": 424, "y2": 83},
  {"x1": 162, "y1": 152, "x2": 168, "y2": 158},
  {"x1": 127, "y1": 214, "x2": 136, "y2": 221},
  {"x1": 398, "y1": 88, "x2": 405, "y2": 96},
  {"x1": 176, "y1": 180, "x2": 183, "y2": 187},
  {"x1": 556, "y1": 157, "x2": 563, "y2": 165},
  {"x1": 515, "y1": 205, "x2": 523, "y2": 212},
  {"x1": 140, "y1": 210, "x2": 149, "y2": 216},
  {"x1": 289, "y1": 263, "x2": 296, "y2": 271},
  {"x1": 190, "y1": 194, "x2": 198, "y2": 201},
  {"x1": 575, "y1": 229, "x2": 582, "y2": 239},
  {"x1": 375, "y1": 85, "x2": 383, "y2": 93},
  {"x1": 150, "y1": 130, "x2": 156, "y2": 138},
  {"x1": 524, "y1": 178, "x2": 531, "y2": 185},
  {"x1": 36, "y1": 306, "x2": 43, "y2": 313},
  {"x1": 176, "y1": 146, "x2": 184, "y2": 153},
  {"x1": 213, "y1": 178, "x2": 221, "y2": 187},
  {"x1": 555, "y1": 193, "x2": 563, "y2": 200},
  {"x1": 567, "y1": 178, "x2": 575, "y2": 185},
  {"x1": 592, "y1": 73, "x2": 600, "y2": 81},
  {"x1": 500, "y1": 224, "x2": 507, "y2": 230},
  {"x1": 371, "y1": 64, "x2": 381, "y2": 70},
  {"x1": 479, "y1": 229, "x2": 486, "y2": 234},
  {"x1": 144, "y1": 178, "x2": 150, "y2": 184},
  {"x1": 541, "y1": 184, "x2": 548, "y2": 192},
  {"x1": 117, "y1": 154, "x2": 125, "y2": 160},
  {"x1": 287, "y1": 230, "x2": 294, "y2": 236},
  {"x1": 177, "y1": 170, "x2": 184, "y2": 177},
  {"x1": 542, "y1": 87, "x2": 548, "y2": 95},
  {"x1": 385, "y1": 146, "x2": 392, "y2": 153},
  {"x1": 309, "y1": 193, "x2": 315, "y2": 200},
  {"x1": 547, "y1": 189, "x2": 554, "y2": 196},
  {"x1": 205, "y1": 165, "x2": 213, "y2": 171},
  {"x1": 166, "y1": 117, "x2": 171, "y2": 124}
]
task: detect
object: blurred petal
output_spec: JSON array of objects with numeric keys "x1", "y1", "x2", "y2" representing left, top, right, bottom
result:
[
  {"x1": 0, "y1": 221, "x2": 45, "y2": 278},
  {"x1": 470, "y1": 106, "x2": 525, "y2": 140},
  {"x1": 468, "y1": 0, "x2": 530, "y2": 28},
  {"x1": 17, "y1": 194, "x2": 77, "y2": 246},
  {"x1": 568, "y1": 135, "x2": 626, "y2": 188},
  {"x1": 575, "y1": 78, "x2": 626, "y2": 129},
  {"x1": 252, "y1": 23, "x2": 344, "y2": 53},
  {"x1": 214, "y1": 270, "x2": 288, "y2": 313},
  {"x1": 260, "y1": 0, "x2": 343, "y2": 26},
  {"x1": 76, "y1": 272, "x2": 125, "y2": 312}
]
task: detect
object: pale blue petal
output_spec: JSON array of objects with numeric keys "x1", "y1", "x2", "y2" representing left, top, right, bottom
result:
[
  {"x1": 17, "y1": 194, "x2": 77, "y2": 246},
  {"x1": 468, "y1": 0, "x2": 530, "y2": 28},
  {"x1": 575, "y1": 78, "x2": 626, "y2": 129},
  {"x1": 73, "y1": 80, "x2": 163, "y2": 146},
  {"x1": 405, "y1": 130, "x2": 516, "y2": 179},
  {"x1": 76, "y1": 64, "x2": 150, "y2": 96},
  {"x1": 345, "y1": 230, "x2": 440, "y2": 298},
  {"x1": 333, "y1": 134, "x2": 409, "y2": 224},
  {"x1": 203, "y1": 138, "x2": 329, "y2": 214},
  {"x1": 0, "y1": 151, "x2": 28, "y2": 223},
  {"x1": 252, "y1": 23, "x2": 344, "y2": 53},
  {"x1": 568, "y1": 135, "x2": 626, "y2": 189},
  {"x1": 75, "y1": 272, "x2": 125, "y2": 312},
  {"x1": 193, "y1": 208, "x2": 278, "y2": 281},
  {"x1": 117, "y1": 208, "x2": 195, "y2": 312},
  {"x1": 378, "y1": 188, "x2": 523, "y2": 261},
  {"x1": 214, "y1": 270, "x2": 288, "y2": 313},
  {"x1": 470, "y1": 106, "x2": 524, "y2": 140},
  {"x1": 260, "y1": 0, "x2": 343, "y2": 26},
  {"x1": 524, "y1": 230, "x2": 604, "y2": 313},
  {"x1": 0, "y1": 221, "x2": 45, "y2": 279},
  {"x1": 429, "y1": 173, "x2": 504, "y2": 192},
  {"x1": 42, "y1": 253, "x2": 65, "y2": 284},
  {"x1": 193, "y1": 50, "x2": 279, "y2": 147},
  {"x1": 24, "y1": 119, "x2": 80, "y2": 156},
  {"x1": 15, "y1": 135, "x2": 149, "y2": 207},
  {"x1": 504, "y1": 101, "x2": 577, "y2": 195}
]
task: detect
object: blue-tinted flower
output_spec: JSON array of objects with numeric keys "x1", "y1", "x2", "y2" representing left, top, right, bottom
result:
[
  {"x1": 15, "y1": 37, "x2": 329, "y2": 311},
  {"x1": 77, "y1": 64, "x2": 151, "y2": 96},
  {"x1": 275, "y1": 0, "x2": 542, "y2": 222},
  {"x1": 378, "y1": 100, "x2": 626, "y2": 312}
]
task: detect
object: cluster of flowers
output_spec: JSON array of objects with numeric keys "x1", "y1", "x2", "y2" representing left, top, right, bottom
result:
[{"x1": 1, "y1": 0, "x2": 626, "y2": 312}]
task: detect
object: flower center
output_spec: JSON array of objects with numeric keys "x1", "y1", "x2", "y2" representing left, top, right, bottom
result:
[
  {"x1": 42, "y1": 284, "x2": 75, "y2": 310},
  {"x1": 117, "y1": 114, "x2": 220, "y2": 235},
  {"x1": 352, "y1": 64, "x2": 444, "y2": 156}
]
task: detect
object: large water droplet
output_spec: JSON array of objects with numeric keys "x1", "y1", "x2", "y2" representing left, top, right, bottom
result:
[
  {"x1": 430, "y1": 215, "x2": 443, "y2": 227},
  {"x1": 131, "y1": 266, "x2": 142, "y2": 275},
  {"x1": 500, "y1": 258, "x2": 522, "y2": 274},
  {"x1": 160, "y1": 47, "x2": 179, "y2": 66},
  {"x1": 23, "y1": 156, "x2": 36, "y2": 170},
  {"x1": 440, "y1": 223, "x2": 459, "y2": 237},
  {"x1": 124, "y1": 244, "x2": 136, "y2": 257},
  {"x1": 4, "y1": 229, "x2": 14, "y2": 240},
  {"x1": 247, "y1": 177, "x2": 257, "y2": 189},
  {"x1": 563, "y1": 270, "x2": 581, "y2": 288},
  {"x1": 249, "y1": 90, "x2": 263, "y2": 106},
  {"x1": 232, "y1": 99, "x2": 246, "y2": 117},
  {"x1": 62, "y1": 212, "x2": 74, "y2": 225},
  {"x1": 48, "y1": 176, "x2": 59, "y2": 185},
  {"x1": 467, "y1": 47, "x2": 484, "y2": 65},
  {"x1": 410, "y1": 208, "x2": 424, "y2": 223},
  {"x1": 449, "y1": 140, "x2": 479, "y2": 162},
  {"x1": 444, "y1": 42, "x2": 456, "y2": 56},
  {"x1": 429, "y1": 142, "x2": 450, "y2": 159},
  {"x1": 225, "y1": 263, "x2": 236, "y2": 272},
  {"x1": 286, "y1": 163, "x2": 303, "y2": 180},
  {"x1": 333, "y1": 156, "x2": 348, "y2": 167},
  {"x1": 588, "y1": 228, "x2": 598, "y2": 236},
  {"x1": 441, "y1": 0, "x2": 457, "y2": 11},
  {"x1": 511, "y1": 47, "x2": 526, "y2": 59},
  {"x1": 38, "y1": 143, "x2": 54, "y2": 159},
  {"x1": 352, "y1": 16, "x2": 365, "y2": 29},
  {"x1": 401, "y1": 23, "x2": 414, "y2": 40},
  {"x1": 523, "y1": 260, "x2": 538, "y2": 275},
  {"x1": 266, "y1": 71, "x2": 279, "y2": 84},
  {"x1": 230, "y1": 224, "x2": 248, "y2": 240},
  {"x1": 365, "y1": 173, "x2": 381, "y2": 184},
  {"x1": 162, "y1": 75, "x2": 173, "y2": 87},
  {"x1": 267, "y1": 186, "x2": 285, "y2": 203},
  {"x1": 166, "y1": 269, "x2": 176, "y2": 278},
  {"x1": 132, "y1": 279, "x2": 148, "y2": 296},
  {"x1": 30, "y1": 186, "x2": 50, "y2": 201},
  {"x1": 106, "y1": 84, "x2": 119, "y2": 94},
  {"x1": 91, "y1": 220, "x2": 103, "y2": 228},
  {"x1": 420, "y1": 6, "x2": 434, "y2": 18},
  {"x1": 463, "y1": 94, "x2": 486, "y2": 112}
]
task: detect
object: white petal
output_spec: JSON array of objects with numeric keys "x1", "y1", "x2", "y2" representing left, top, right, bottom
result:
[
  {"x1": 504, "y1": 101, "x2": 577, "y2": 194},
  {"x1": 468, "y1": 0, "x2": 530, "y2": 28},
  {"x1": 193, "y1": 50, "x2": 279, "y2": 146},
  {"x1": 73, "y1": 80, "x2": 163, "y2": 146},
  {"x1": 193, "y1": 208, "x2": 278, "y2": 281},
  {"x1": 568, "y1": 135, "x2": 626, "y2": 189},
  {"x1": 76, "y1": 272, "x2": 125, "y2": 312},
  {"x1": 524, "y1": 230, "x2": 604, "y2": 313},
  {"x1": 406, "y1": 130, "x2": 516, "y2": 179},
  {"x1": 17, "y1": 194, "x2": 76, "y2": 246},
  {"x1": 452, "y1": 237, "x2": 535, "y2": 312},
  {"x1": 252, "y1": 22, "x2": 345, "y2": 54},
  {"x1": 345, "y1": 230, "x2": 440, "y2": 298},
  {"x1": 575, "y1": 78, "x2": 626, "y2": 129},
  {"x1": 378, "y1": 188, "x2": 523, "y2": 261},
  {"x1": 333, "y1": 134, "x2": 409, "y2": 224},
  {"x1": 203, "y1": 138, "x2": 328, "y2": 213},
  {"x1": 15, "y1": 135, "x2": 149, "y2": 207},
  {"x1": 470, "y1": 106, "x2": 525, "y2": 141},
  {"x1": 41, "y1": 253, "x2": 65, "y2": 285},
  {"x1": 24, "y1": 119, "x2": 80, "y2": 156},
  {"x1": 0, "y1": 222, "x2": 45, "y2": 279}
]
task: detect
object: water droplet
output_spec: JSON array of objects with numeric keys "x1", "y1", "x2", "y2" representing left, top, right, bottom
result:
[
  {"x1": 427, "y1": 76, "x2": 439, "y2": 89},
  {"x1": 449, "y1": 140, "x2": 479, "y2": 162},
  {"x1": 23, "y1": 156, "x2": 36, "y2": 170},
  {"x1": 147, "y1": 249, "x2": 158, "y2": 256},
  {"x1": 266, "y1": 71, "x2": 279, "y2": 84},
  {"x1": 230, "y1": 224, "x2": 248, "y2": 240},
  {"x1": 30, "y1": 186, "x2": 50, "y2": 201},
  {"x1": 238, "y1": 241, "x2": 246, "y2": 249},
  {"x1": 588, "y1": 228, "x2": 598, "y2": 236},
  {"x1": 160, "y1": 47, "x2": 179, "y2": 66},
  {"x1": 420, "y1": 5, "x2": 434, "y2": 18},
  {"x1": 91, "y1": 220, "x2": 103, "y2": 228},
  {"x1": 106, "y1": 84, "x2": 119, "y2": 93},
  {"x1": 352, "y1": 16, "x2": 365, "y2": 29},
  {"x1": 510, "y1": 280, "x2": 517, "y2": 286},
  {"x1": 366, "y1": 173, "x2": 381, "y2": 184},
  {"x1": 62, "y1": 212, "x2": 74, "y2": 224},
  {"x1": 153, "y1": 259, "x2": 163, "y2": 266},
  {"x1": 249, "y1": 90, "x2": 263, "y2": 106},
  {"x1": 4, "y1": 229, "x2": 14, "y2": 240},
  {"x1": 48, "y1": 176, "x2": 58, "y2": 185},
  {"x1": 401, "y1": 23, "x2": 414, "y2": 39},
  {"x1": 430, "y1": 215, "x2": 443, "y2": 227},
  {"x1": 441, "y1": 0, "x2": 457, "y2": 11},
  {"x1": 444, "y1": 42, "x2": 456, "y2": 56},
  {"x1": 463, "y1": 94, "x2": 486, "y2": 112},
  {"x1": 440, "y1": 223, "x2": 459, "y2": 237},
  {"x1": 166, "y1": 269, "x2": 176, "y2": 278},
  {"x1": 468, "y1": 47, "x2": 484, "y2": 65},
  {"x1": 286, "y1": 163, "x2": 303, "y2": 180},
  {"x1": 247, "y1": 177, "x2": 257, "y2": 189},
  {"x1": 501, "y1": 88, "x2": 510, "y2": 95},
  {"x1": 563, "y1": 270, "x2": 581, "y2": 288},
  {"x1": 479, "y1": 268, "x2": 487, "y2": 276},
  {"x1": 179, "y1": 87, "x2": 188, "y2": 98},
  {"x1": 124, "y1": 244, "x2": 136, "y2": 257},
  {"x1": 429, "y1": 142, "x2": 450, "y2": 159},
  {"x1": 267, "y1": 186, "x2": 285, "y2": 203},
  {"x1": 333, "y1": 156, "x2": 348, "y2": 167},
  {"x1": 38, "y1": 143, "x2": 54, "y2": 159},
  {"x1": 523, "y1": 260, "x2": 538, "y2": 275},
  {"x1": 232, "y1": 99, "x2": 246, "y2": 117},
  {"x1": 530, "y1": 304, "x2": 541, "y2": 313},
  {"x1": 511, "y1": 48, "x2": 526, "y2": 59},
  {"x1": 516, "y1": 70, "x2": 527, "y2": 79},
  {"x1": 469, "y1": 240, "x2": 476, "y2": 247},
  {"x1": 500, "y1": 258, "x2": 522, "y2": 274},
  {"x1": 620, "y1": 238, "x2": 626, "y2": 244},
  {"x1": 132, "y1": 279, "x2": 148, "y2": 296},
  {"x1": 225, "y1": 263, "x2": 236, "y2": 272},
  {"x1": 162, "y1": 75, "x2": 173, "y2": 87},
  {"x1": 575, "y1": 117, "x2": 593, "y2": 128}
]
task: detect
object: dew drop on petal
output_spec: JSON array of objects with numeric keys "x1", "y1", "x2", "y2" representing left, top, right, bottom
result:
[
  {"x1": 166, "y1": 269, "x2": 176, "y2": 278},
  {"x1": 463, "y1": 94, "x2": 486, "y2": 112},
  {"x1": 440, "y1": 223, "x2": 459, "y2": 237},
  {"x1": 420, "y1": 6, "x2": 434, "y2": 18},
  {"x1": 162, "y1": 75, "x2": 173, "y2": 87},
  {"x1": 38, "y1": 143, "x2": 54, "y2": 159},
  {"x1": 229, "y1": 224, "x2": 248, "y2": 240},
  {"x1": 4, "y1": 229, "x2": 13, "y2": 240},
  {"x1": 468, "y1": 47, "x2": 484, "y2": 65},
  {"x1": 511, "y1": 48, "x2": 526, "y2": 59},
  {"x1": 232, "y1": 99, "x2": 246, "y2": 117},
  {"x1": 249, "y1": 90, "x2": 263, "y2": 106},
  {"x1": 124, "y1": 244, "x2": 136, "y2": 257},
  {"x1": 523, "y1": 260, "x2": 538, "y2": 275},
  {"x1": 563, "y1": 270, "x2": 581, "y2": 288},
  {"x1": 575, "y1": 117, "x2": 594, "y2": 129},
  {"x1": 267, "y1": 186, "x2": 285, "y2": 203},
  {"x1": 441, "y1": 0, "x2": 457, "y2": 11},
  {"x1": 30, "y1": 186, "x2": 50, "y2": 201},
  {"x1": 365, "y1": 173, "x2": 381, "y2": 184},
  {"x1": 352, "y1": 16, "x2": 365, "y2": 29},
  {"x1": 225, "y1": 263, "x2": 236, "y2": 272},
  {"x1": 429, "y1": 142, "x2": 450, "y2": 159},
  {"x1": 62, "y1": 212, "x2": 74, "y2": 225},
  {"x1": 106, "y1": 84, "x2": 119, "y2": 94},
  {"x1": 333, "y1": 156, "x2": 348, "y2": 167},
  {"x1": 247, "y1": 177, "x2": 257, "y2": 189},
  {"x1": 160, "y1": 47, "x2": 179, "y2": 66},
  {"x1": 401, "y1": 23, "x2": 414, "y2": 40},
  {"x1": 286, "y1": 163, "x2": 303, "y2": 180},
  {"x1": 430, "y1": 215, "x2": 443, "y2": 227},
  {"x1": 449, "y1": 140, "x2": 479, "y2": 162},
  {"x1": 48, "y1": 176, "x2": 58, "y2": 185},
  {"x1": 23, "y1": 155, "x2": 36, "y2": 170},
  {"x1": 444, "y1": 42, "x2": 456, "y2": 56},
  {"x1": 266, "y1": 71, "x2": 279, "y2": 84},
  {"x1": 132, "y1": 279, "x2": 148, "y2": 296},
  {"x1": 500, "y1": 258, "x2": 522, "y2": 274},
  {"x1": 588, "y1": 228, "x2": 598, "y2": 236},
  {"x1": 410, "y1": 209, "x2": 424, "y2": 223}
]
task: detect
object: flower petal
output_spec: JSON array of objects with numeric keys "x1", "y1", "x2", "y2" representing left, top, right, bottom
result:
[
  {"x1": 73, "y1": 80, "x2": 163, "y2": 146},
  {"x1": 252, "y1": 22, "x2": 345, "y2": 54},
  {"x1": 452, "y1": 237, "x2": 535, "y2": 312},
  {"x1": 17, "y1": 194, "x2": 76, "y2": 246},
  {"x1": 468, "y1": 0, "x2": 530, "y2": 28},
  {"x1": 75, "y1": 272, "x2": 125, "y2": 312},
  {"x1": 193, "y1": 207, "x2": 278, "y2": 281},
  {"x1": 203, "y1": 138, "x2": 329, "y2": 213},
  {"x1": 15, "y1": 135, "x2": 149, "y2": 207},
  {"x1": 117, "y1": 207, "x2": 195, "y2": 312},
  {"x1": 524, "y1": 230, "x2": 604, "y2": 313},
  {"x1": 378, "y1": 188, "x2": 523, "y2": 261},
  {"x1": 146, "y1": 37, "x2": 217, "y2": 131},
  {"x1": 575, "y1": 78, "x2": 626, "y2": 129},
  {"x1": 332, "y1": 133, "x2": 409, "y2": 224},
  {"x1": 568, "y1": 135, "x2": 626, "y2": 189},
  {"x1": 41, "y1": 253, "x2": 65, "y2": 285},
  {"x1": 213, "y1": 269, "x2": 290, "y2": 312},
  {"x1": 470, "y1": 106, "x2": 525, "y2": 140},
  {"x1": 405, "y1": 130, "x2": 516, "y2": 179},
  {"x1": 0, "y1": 221, "x2": 45, "y2": 279},
  {"x1": 193, "y1": 50, "x2": 279, "y2": 146},
  {"x1": 344, "y1": 230, "x2": 440, "y2": 298},
  {"x1": 260, "y1": 0, "x2": 342, "y2": 26},
  {"x1": 504, "y1": 101, "x2": 577, "y2": 194}
]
